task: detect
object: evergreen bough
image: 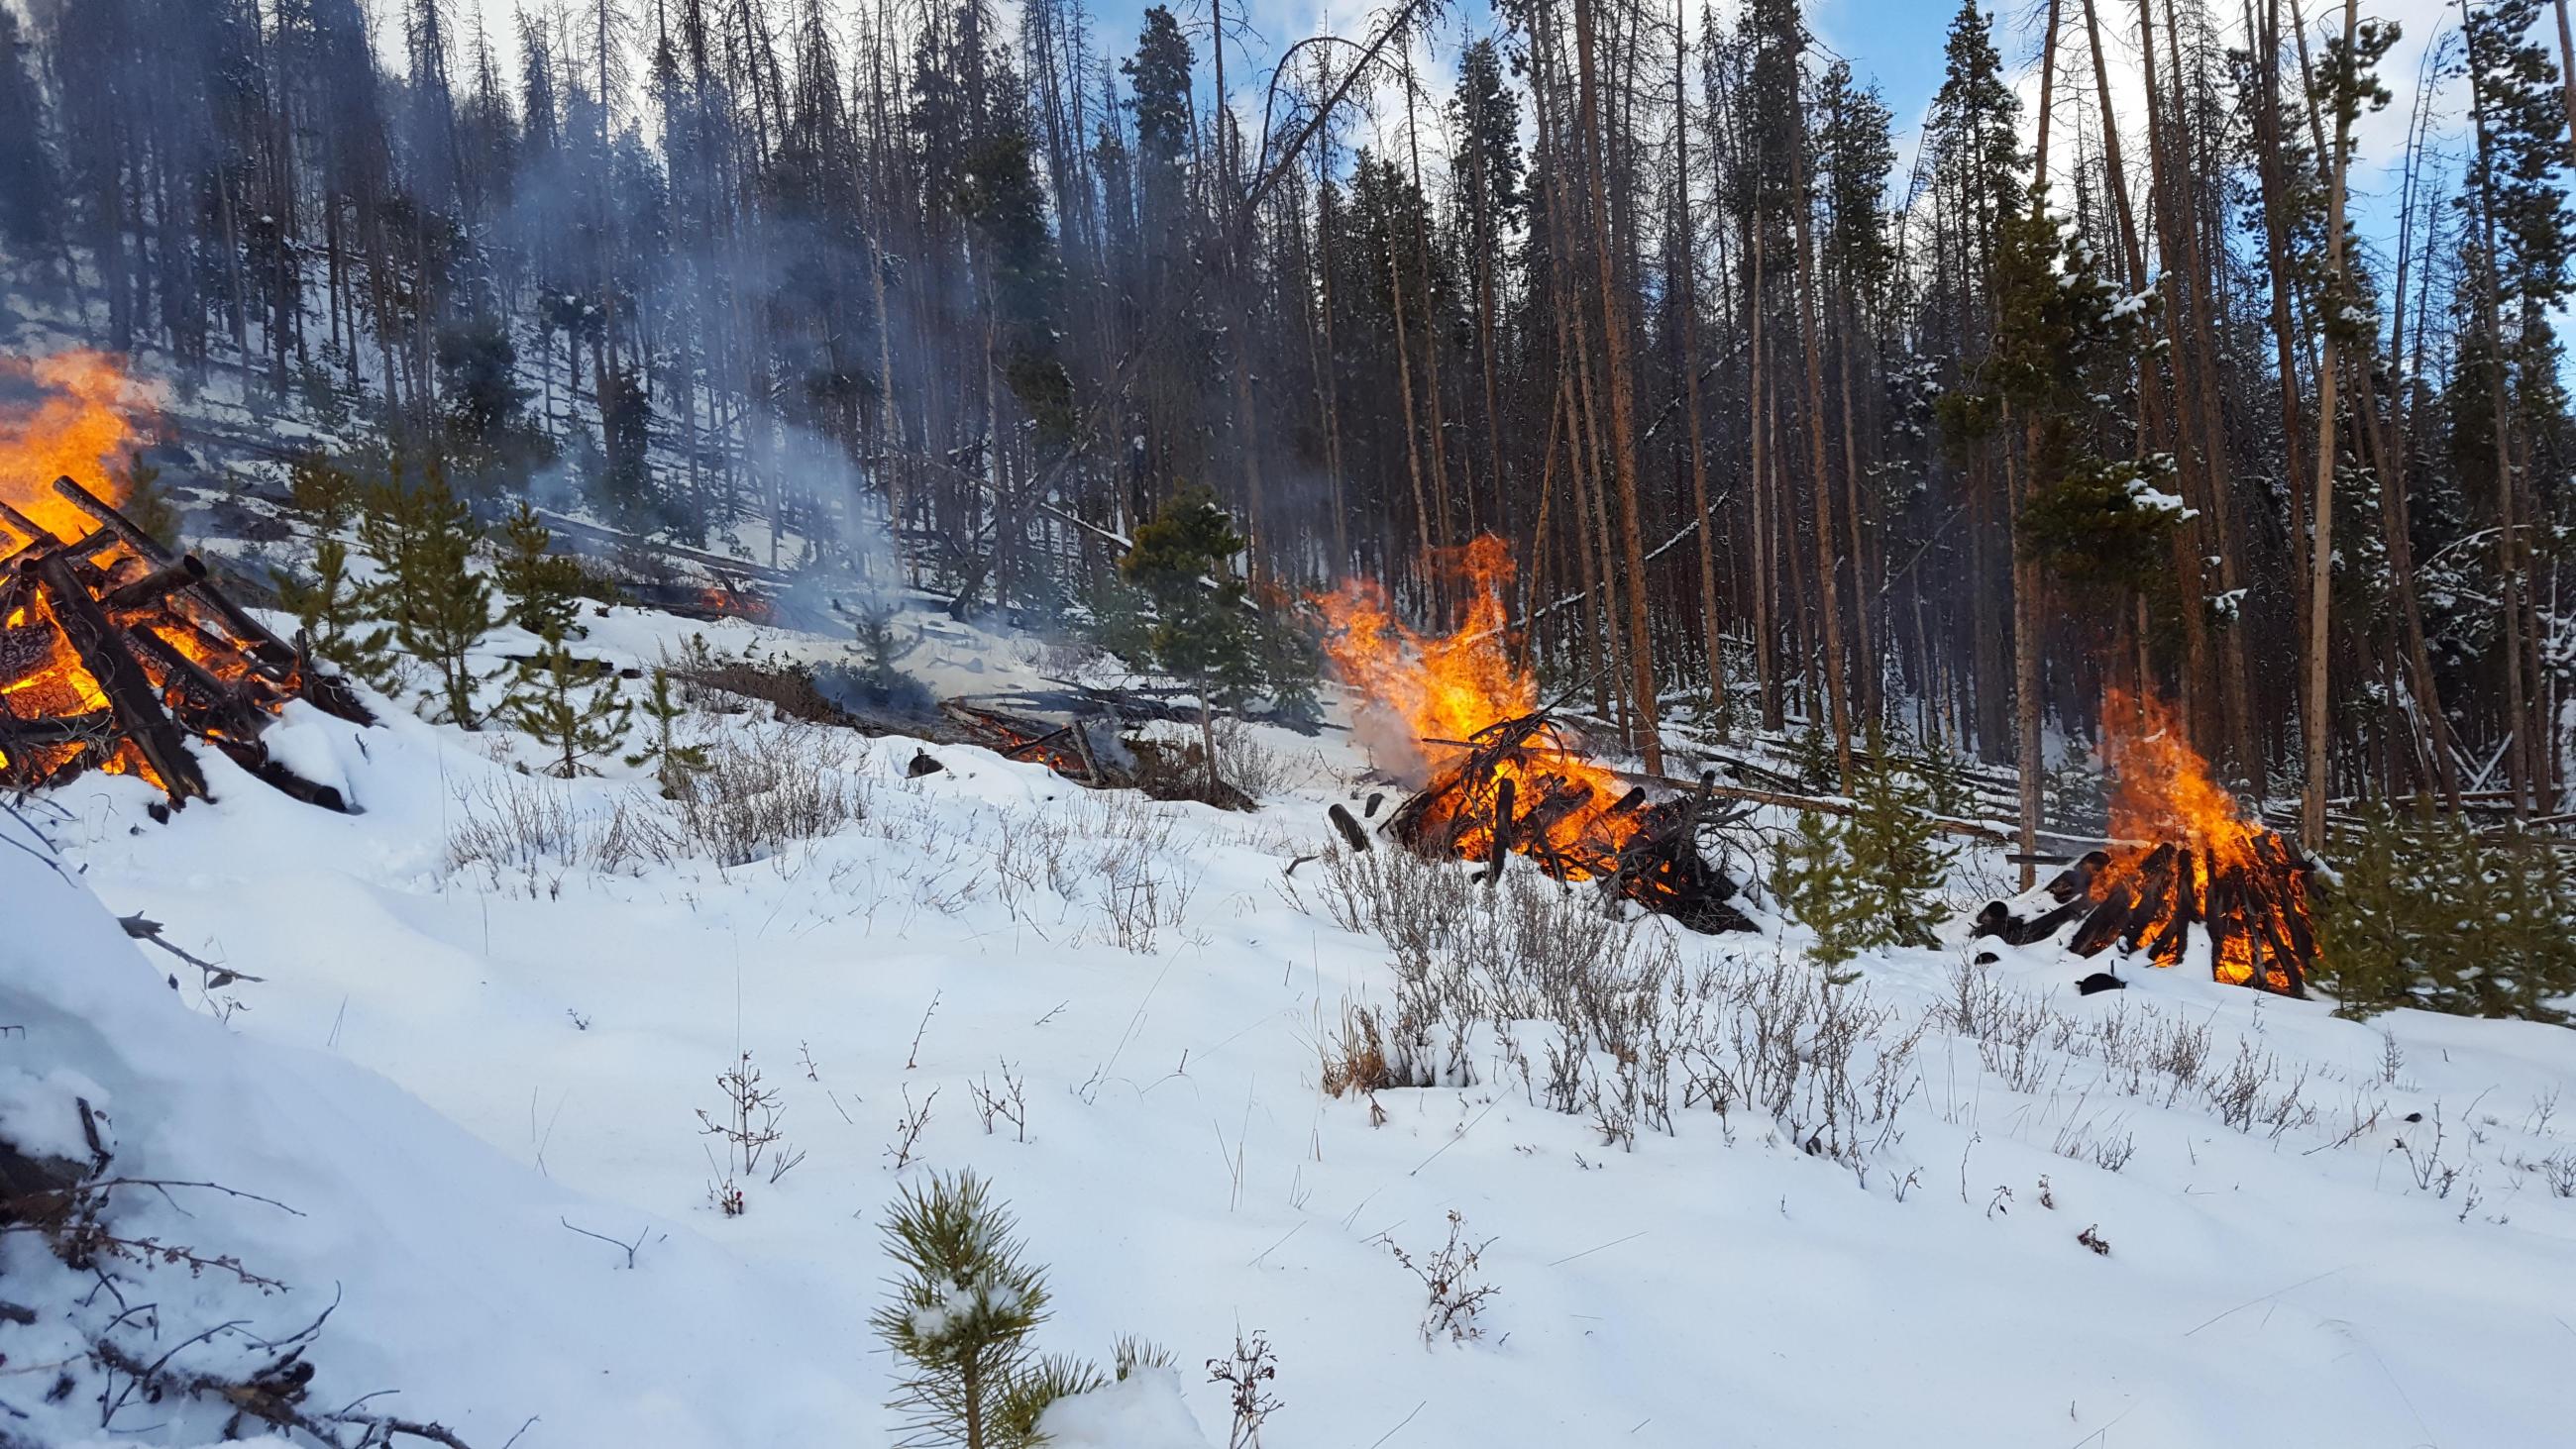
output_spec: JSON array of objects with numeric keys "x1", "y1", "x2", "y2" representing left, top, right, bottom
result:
[
  {"x1": 2318, "y1": 804, "x2": 2575, "y2": 1022},
  {"x1": 871, "y1": 1171, "x2": 1108, "y2": 1449},
  {"x1": 501, "y1": 627, "x2": 631, "y2": 778},
  {"x1": 1771, "y1": 738, "x2": 1957, "y2": 972}
]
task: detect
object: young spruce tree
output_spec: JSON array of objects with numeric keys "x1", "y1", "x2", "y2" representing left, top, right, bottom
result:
[
  {"x1": 1121, "y1": 489, "x2": 1264, "y2": 793},
  {"x1": 627, "y1": 666, "x2": 707, "y2": 797}
]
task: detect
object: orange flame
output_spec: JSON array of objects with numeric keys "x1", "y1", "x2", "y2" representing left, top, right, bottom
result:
[
  {"x1": 2096, "y1": 689, "x2": 2307, "y2": 989},
  {"x1": 0, "y1": 350, "x2": 157, "y2": 543},
  {"x1": 1315, "y1": 538, "x2": 1641, "y2": 873}
]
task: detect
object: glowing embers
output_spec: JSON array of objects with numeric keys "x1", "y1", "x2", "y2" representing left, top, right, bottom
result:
[
  {"x1": 1975, "y1": 692, "x2": 2317, "y2": 996},
  {"x1": 0, "y1": 473, "x2": 357, "y2": 809},
  {"x1": 1318, "y1": 542, "x2": 1750, "y2": 934}
]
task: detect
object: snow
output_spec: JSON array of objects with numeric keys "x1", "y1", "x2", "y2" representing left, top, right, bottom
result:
[
  {"x1": 2123, "y1": 475, "x2": 2196, "y2": 518},
  {"x1": 5, "y1": 595, "x2": 2576, "y2": 1446},
  {"x1": 1038, "y1": 1369, "x2": 1215, "y2": 1449}
]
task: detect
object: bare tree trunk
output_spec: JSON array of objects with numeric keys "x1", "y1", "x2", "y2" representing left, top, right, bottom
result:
[
  {"x1": 1789, "y1": 73, "x2": 1852, "y2": 788},
  {"x1": 1673, "y1": 1, "x2": 1728, "y2": 733},
  {"x1": 2014, "y1": 0, "x2": 2063, "y2": 888},
  {"x1": 1574, "y1": 0, "x2": 1663, "y2": 771},
  {"x1": 2466, "y1": 22, "x2": 2535, "y2": 816},
  {"x1": 2302, "y1": 0, "x2": 2358, "y2": 848},
  {"x1": 2556, "y1": 0, "x2": 2576, "y2": 164},
  {"x1": 1750, "y1": 225, "x2": 1780, "y2": 732}
]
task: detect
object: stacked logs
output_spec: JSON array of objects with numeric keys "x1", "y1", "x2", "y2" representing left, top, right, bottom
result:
[
  {"x1": 1973, "y1": 833, "x2": 2317, "y2": 997},
  {"x1": 1375, "y1": 710, "x2": 1753, "y2": 934},
  {"x1": 0, "y1": 474, "x2": 367, "y2": 809}
]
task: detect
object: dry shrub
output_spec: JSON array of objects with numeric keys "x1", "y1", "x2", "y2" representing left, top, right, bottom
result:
[
  {"x1": 670, "y1": 721, "x2": 870, "y2": 866},
  {"x1": 1311, "y1": 846, "x2": 1920, "y2": 1163},
  {"x1": 1319, "y1": 1002, "x2": 1400, "y2": 1099},
  {"x1": 1076, "y1": 793, "x2": 1201, "y2": 951},
  {"x1": 445, "y1": 773, "x2": 672, "y2": 893},
  {"x1": 1209, "y1": 715, "x2": 1322, "y2": 799}
]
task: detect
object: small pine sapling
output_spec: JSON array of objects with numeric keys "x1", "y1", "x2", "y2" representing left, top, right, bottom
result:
[
  {"x1": 627, "y1": 666, "x2": 708, "y2": 796},
  {"x1": 872, "y1": 1170, "x2": 1090, "y2": 1449},
  {"x1": 274, "y1": 537, "x2": 397, "y2": 691},
  {"x1": 1771, "y1": 810, "x2": 1866, "y2": 976},
  {"x1": 360, "y1": 466, "x2": 495, "y2": 726},
  {"x1": 1842, "y1": 739, "x2": 1958, "y2": 951},
  {"x1": 285, "y1": 451, "x2": 363, "y2": 534},
  {"x1": 493, "y1": 499, "x2": 588, "y2": 638},
  {"x1": 852, "y1": 599, "x2": 926, "y2": 704},
  {"x1": 502, "y1": 626, "x2": 632, "y2": 777}
]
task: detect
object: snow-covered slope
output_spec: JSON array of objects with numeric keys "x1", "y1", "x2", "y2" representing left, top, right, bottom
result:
[{"x1": 9, "y1": 602, "x2": 2576, "y2": 1447}]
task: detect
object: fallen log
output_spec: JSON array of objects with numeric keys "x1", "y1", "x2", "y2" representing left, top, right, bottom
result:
[
  {"x1": 31, "y1": 552, "x2": 206, "y2": 802},
  {"x1": 1327, "y1": 802, "x2": 1371, "y2": 853},
  {"x1": 54, "y1": 476, "x2": 296, "y2": 675}
]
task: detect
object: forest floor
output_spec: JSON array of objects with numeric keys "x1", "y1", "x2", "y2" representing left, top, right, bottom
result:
[{"x1": 4, "y1": 585, "x2": 2575, "y2": 1448}]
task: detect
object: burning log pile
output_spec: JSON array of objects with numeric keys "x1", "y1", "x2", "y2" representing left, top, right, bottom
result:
[
  {"x1": 1319, "y1": 540, "x2": 1752, "y2": 934},
  {"x1": 1380, "y1": 710, "x2": 1753, "y2": 933},
  {"x1": 0, "y1": 474, "x2": 365, "y2": 809},
  {"x1": 1973, "y1": 691, "x2": 2317, "y2": 996},
  {"x1": 940, "y1": 699, "x2": 1118, "y2": 786}
]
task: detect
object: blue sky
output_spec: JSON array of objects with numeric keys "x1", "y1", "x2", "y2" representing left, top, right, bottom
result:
[{"x1": 458, "y1": 0, "x2": 2510, "y2": 292}]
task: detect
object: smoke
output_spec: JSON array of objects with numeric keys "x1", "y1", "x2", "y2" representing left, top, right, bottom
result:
[{"x1": 1350, "y1": 698, "x2": 1434, "y2": 788}]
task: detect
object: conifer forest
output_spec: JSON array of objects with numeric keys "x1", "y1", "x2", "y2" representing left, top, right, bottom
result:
[
  {"x1": 0, "y1": 0, "x2": 2569, "y2": 843},
  {"x1": 10, "y1": 6, "x2": 2576, "y2": 1445}
]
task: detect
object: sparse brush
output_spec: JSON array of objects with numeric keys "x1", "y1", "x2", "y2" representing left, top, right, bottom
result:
[
  {"x1": 1382, "y1": 1209, "x2": 1499, "y2": 1346},
  {"x1": 1208, "y1": 1329, "x2": 1282, "y2": 1448}
]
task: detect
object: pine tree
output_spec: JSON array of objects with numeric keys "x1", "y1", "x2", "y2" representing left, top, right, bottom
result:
[
  {"x1": 360, "y1": 467, "x2": 495, "y2": 727},
  {"x1": 1771, "y1": 811, "x2": 1867, "y2": 975},
  {"x1": 1771, "y1": 737, "x2": 1957, "y2": 971},
  {"x1": 871, "y1": 1170, "x2": 1098, "y2": 1449},
  {"x1": 1121, "y1": 489, "x2": 1262, "y2": 791},
  {"x1": 1842, "y1": 743, "x2": 1957, "y2": 951},
  {"x1": 493, "y1": 500, "x2": 587, "y2": 638},
  {"x1": 852, "y1": 601, "x2": 926, "y2": 706},
  {"x1": 502, "y1": 626, "x2": 631, "y2": 777},
  {"x1": 274, "y1": 538, "x2": 397, "y2": 691},
  {"x1": 628, "y1": 666, "x2": 707, "y2": 797}
]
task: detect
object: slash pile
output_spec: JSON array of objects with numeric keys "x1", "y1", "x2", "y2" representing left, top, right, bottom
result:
[{"x1": 0, "y1": 474, "x2": 365, "y2": 809}]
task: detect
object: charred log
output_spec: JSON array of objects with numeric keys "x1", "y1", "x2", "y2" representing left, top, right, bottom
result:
[{"x1": 31, "y1": 552, "x2": 206, "y2": 802}]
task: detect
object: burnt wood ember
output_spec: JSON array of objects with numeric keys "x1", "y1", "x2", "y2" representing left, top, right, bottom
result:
[
  {"x1": 1370, "y1": 708, "x2": 1752, "y2": 934},
  {"x1": 0, "y1": 473, "x2": 360, "y2": 810},
  {"x1": 1974, "y1": 832, "x2": 2316, "y2": 996}
]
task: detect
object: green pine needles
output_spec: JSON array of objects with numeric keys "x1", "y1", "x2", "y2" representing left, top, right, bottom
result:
[
  {"x1": 493, "y1": 500, "x2": 589, "y2": 639},
  {"x1": 2318, "y1": 804, "x2": 2576, "y2": 1022},
  {"x1": 501, "y1": 629, "x2": 631, "y2": 778},
  {"x1": 873, "y1": 1171, "x2": 1149, "y2": 1449},
  {"x1": 1771, "y1": 737, "x2": 1958, "y2": 972}
]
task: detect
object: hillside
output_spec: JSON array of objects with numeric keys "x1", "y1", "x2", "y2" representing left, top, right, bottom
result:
[{"x1": 2, "y1": 584, "x2": 2572, "y2": 1447}]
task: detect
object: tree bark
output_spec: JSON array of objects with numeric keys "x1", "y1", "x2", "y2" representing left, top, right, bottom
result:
[{"x1": 1573, "y1": 0, "x2": 1663, "y2": 772}]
